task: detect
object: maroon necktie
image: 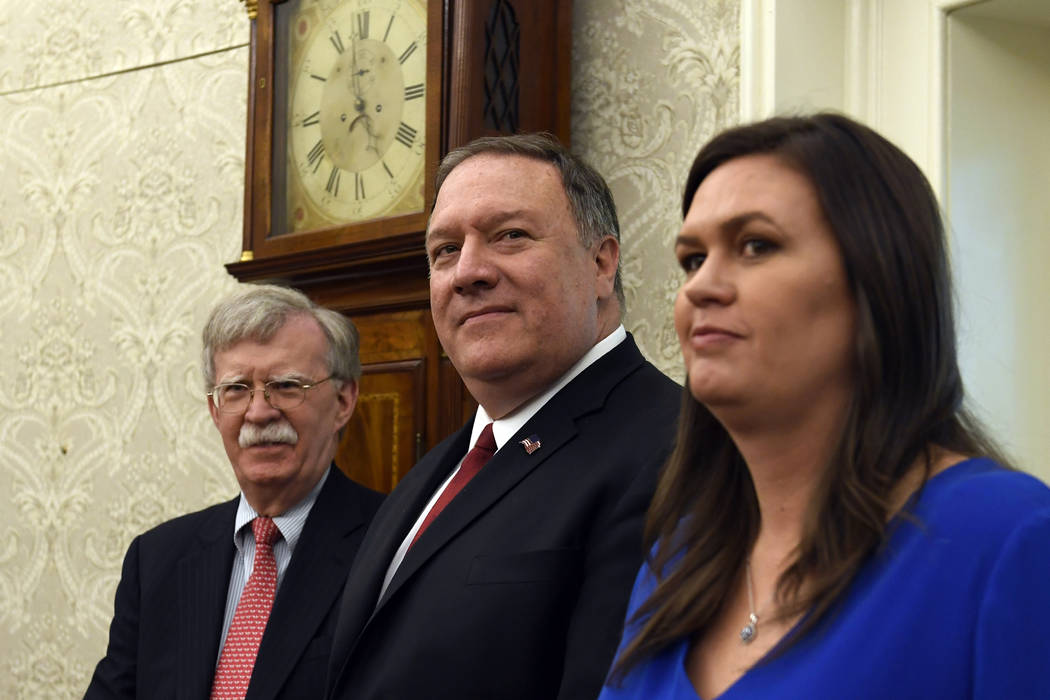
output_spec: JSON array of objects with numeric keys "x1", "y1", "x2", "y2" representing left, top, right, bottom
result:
[
  {"x1": 211, "y1": 516, "x2": 280, "y2": 699},
  {"x1": 410, "y1": 423, "x2": 496, "y2": 547}
]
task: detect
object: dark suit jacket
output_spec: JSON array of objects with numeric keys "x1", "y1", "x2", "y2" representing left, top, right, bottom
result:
[
  {"x1": 85, "y1": 466, "x2": 383, "y2": 700},
  {"x1": 327, "y1": 335, "x2": 680, "y2": 700}
]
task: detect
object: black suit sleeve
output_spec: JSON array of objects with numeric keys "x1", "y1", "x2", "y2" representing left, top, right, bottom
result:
[
  {"x1": 556, "y1": 451, "x2": 660, "y2": 700},
  {"x1": 84, "y1": 535, "x2": 143, "y2": 700}
]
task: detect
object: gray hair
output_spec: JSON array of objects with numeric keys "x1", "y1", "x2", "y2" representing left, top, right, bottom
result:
[
  {"x1": 201, "y1": 284, "x2": 361, "y2": 390},
  {"x1": 433, "y1": 132, "x2": 624, "y2": 307}
]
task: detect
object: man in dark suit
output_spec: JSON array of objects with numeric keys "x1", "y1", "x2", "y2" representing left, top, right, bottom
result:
[
  {"x1": 327, "y1": 134, "x2": 680, "y2": 700},
  {"x1": 86, "y1": 285, "x2": 383, "y2": 700}
]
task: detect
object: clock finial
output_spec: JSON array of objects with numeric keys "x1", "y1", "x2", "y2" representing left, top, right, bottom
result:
[{"x1": 241, "y1": 0, "x2": 259, "y2": 20}]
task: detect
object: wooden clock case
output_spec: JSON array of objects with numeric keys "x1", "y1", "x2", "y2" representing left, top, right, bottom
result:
[{"x1": 230, "y1": 0, "x2": 572, "y2": 492}]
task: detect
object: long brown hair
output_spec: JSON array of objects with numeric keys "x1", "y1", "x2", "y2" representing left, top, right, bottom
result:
[{"x1": 611, "y1": 113, "x2": 1006, "y2": 679}]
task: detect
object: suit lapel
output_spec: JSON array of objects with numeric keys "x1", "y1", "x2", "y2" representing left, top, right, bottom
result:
[
  {"x1": 329, "y1": 336, "x2": 649, "y2": 693},
  {"x1": 327, "y1": 434, "x2": 467, "y2": 681},
  {"x1": 378, "y1": 335, "x2": 647, "y2": 607},
  {"x1": 247, "y1": 468, "x2": 368, "y2": 700},
  {"x1": 379, "y1": 418, "x2": 575, "y2": 605},
  {"x1": 176, "y1": 500, "x2": 236, "y2": 700}
]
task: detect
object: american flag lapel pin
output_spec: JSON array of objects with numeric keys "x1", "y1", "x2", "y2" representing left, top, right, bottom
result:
[{"x1": 519, "y1": 435, "x2": 542, "y2": 455}]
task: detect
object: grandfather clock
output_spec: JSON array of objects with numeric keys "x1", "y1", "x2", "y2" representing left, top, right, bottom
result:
[{"x1": 229, "y1": 0, "x2": 573, "y2": 492}]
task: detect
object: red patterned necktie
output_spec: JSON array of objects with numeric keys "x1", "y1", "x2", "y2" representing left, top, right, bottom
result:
[
  {"x1": 211, "y1": 516, "x2": 280, "y2": 699},
  {"x1": 410, "y1": 423, "x2": 496, "y2": 548}
]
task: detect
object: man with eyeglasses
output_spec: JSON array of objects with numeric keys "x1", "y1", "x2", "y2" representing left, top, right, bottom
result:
[{"x1": 86, "y1": 285, "x2": 383, "y2": 700}]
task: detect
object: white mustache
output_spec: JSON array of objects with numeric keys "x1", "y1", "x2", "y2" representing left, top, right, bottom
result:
[{"x1": 239, "y1": 420, "x2": 299, "y2": 448}]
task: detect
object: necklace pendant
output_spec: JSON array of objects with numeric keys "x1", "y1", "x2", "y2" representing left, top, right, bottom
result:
[{"x1": 740, "y1": 613, "x2": 758, "y2": 644}]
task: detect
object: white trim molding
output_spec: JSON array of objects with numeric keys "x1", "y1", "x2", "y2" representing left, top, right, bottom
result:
[
  {"x1": 739, "y1": 0, "x2": 777, "y2": 122},
  {"x1": 929, "y1": 0, "x2": 987, "y2": 202},
  {"x1": 738, "y1": 0, "x2": 991, "y2": 201},
  {"x1": 844, "y1": 0, "x2": 880, "y2": 121}
]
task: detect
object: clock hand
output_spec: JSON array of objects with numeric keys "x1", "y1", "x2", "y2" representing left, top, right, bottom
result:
[
  {"x1": 352, "y1": 67, "x2": 370, "y2": 112},
  {"x1": 345, "y1": 113, "x2": 380, "y2": 157},
  {"x1": 350, "y1": 25, "x2": 362, "y2": 98},
  {"x1": 363, "y1": 115, "x2": 380, "y2": 154},
  {"x1": 348, "y1": 114, "x2": 369, "y2": 133}
]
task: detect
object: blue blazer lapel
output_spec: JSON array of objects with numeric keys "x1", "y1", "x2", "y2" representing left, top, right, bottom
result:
[
  {"x1": 176, "y1": 500, "x2": 236, "y2": 700},
  {"x1": 247, "y1": 469, "x2": 370, "y2": 700}
]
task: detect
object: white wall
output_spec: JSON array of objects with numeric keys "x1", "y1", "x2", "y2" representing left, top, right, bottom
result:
[
  {"x1": 774, "y1": 0, "x2": 845, "y2": 113},
  {"x1": 948, "y1": 10, "x2": 1050, "y2": 475},
  {"x1": 740, "y1": 0, "x2": 1050, "y2": 482},
  {"x1": 741, "y1": 0, "x2": 942, "y2": 188}
]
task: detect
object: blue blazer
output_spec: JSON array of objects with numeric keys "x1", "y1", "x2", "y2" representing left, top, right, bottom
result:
[
  {"x1": 85, "y1": 466, "x2": 383, "y2": 700},
  {"x1": 326, "y1": 335, "x2": 680, "y2": 700}
]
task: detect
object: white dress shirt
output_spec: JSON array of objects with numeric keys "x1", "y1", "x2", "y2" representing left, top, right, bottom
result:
[{"x1": 215, "y1": 467, "x2": 329, "y2": 661}]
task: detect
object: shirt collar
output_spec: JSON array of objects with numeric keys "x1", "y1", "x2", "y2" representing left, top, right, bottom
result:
[
  {"x1": 232, "y1": 467, "x2": 330, "y2": 553},
  {"x1": 472, "y1": 324, "x2": 627, "y2": 450}
]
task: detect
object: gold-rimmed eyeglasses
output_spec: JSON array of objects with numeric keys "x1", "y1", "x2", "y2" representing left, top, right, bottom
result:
[{"x1": 207, "y1": 377, "x2": 334, "y2": 414}]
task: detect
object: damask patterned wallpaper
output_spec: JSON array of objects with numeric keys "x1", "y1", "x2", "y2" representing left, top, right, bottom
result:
[
  {"x1": 0, "y1": 0, "x2": 738, "y2": 695},
  {"x1": 573, "y1": 0, "x2": 739, "y2": 380}
]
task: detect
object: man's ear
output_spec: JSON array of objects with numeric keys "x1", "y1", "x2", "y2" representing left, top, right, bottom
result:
[
  {"x1": 594, "y1": 236, "x2": 620, "y2": 300},
  {"x1": 207, "y1": 395, "x2": 222, "y2": 428},
  {"x1": 334, "y1": 379, "x2": 359, "y2": 431}
]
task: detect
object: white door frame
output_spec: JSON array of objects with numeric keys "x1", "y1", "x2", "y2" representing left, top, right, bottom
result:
[{"x1": 739, "y1": 0, "x2": 987, "y2": 201}]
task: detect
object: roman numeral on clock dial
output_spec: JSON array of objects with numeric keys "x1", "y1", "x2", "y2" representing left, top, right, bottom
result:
[
  {"x1": 307, "y1": 140, "x2": 325, "y2": 172},
  {"x1": 326, "y1": 166, "x2": 341, "y2": 196},
  {"x1": 329, "y1": 30, "x2": 345, "y2": 54},
  {"x1": 395, "y1": 122, "x2": 417, "y2": 148},
  {"x1": 398, "y1": 41, "x2": 417, "y2": 64}
]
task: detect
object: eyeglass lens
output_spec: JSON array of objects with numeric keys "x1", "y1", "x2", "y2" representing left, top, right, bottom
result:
[{"x1": 215, "y1": 381, "x2": 307, "y2": 413}]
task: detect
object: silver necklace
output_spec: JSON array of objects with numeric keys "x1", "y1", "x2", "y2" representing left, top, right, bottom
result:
[{"x1": 740, "y1": 558, "x2": 759, "y2": 644}]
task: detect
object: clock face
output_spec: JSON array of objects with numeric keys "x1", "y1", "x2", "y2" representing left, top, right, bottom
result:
[{"x1": 287, "y1": 0, "x2": 427, "y2": 231}]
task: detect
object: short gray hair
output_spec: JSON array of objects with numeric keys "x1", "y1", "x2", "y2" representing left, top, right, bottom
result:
[
  {"x1": 433, "y1": 132, "x2": 624, "y2": 307},
  {"x1": 201, "y1": 284, "x2": 361, "y2": 390}
]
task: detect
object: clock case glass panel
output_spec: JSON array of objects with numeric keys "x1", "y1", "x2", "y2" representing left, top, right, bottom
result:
[
  {"x1": 243, "y1": 0, "x2": 440, "y2": 263},
  {"x1": 280, "y1": 0, "x2": 427, "y2": 233}
]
